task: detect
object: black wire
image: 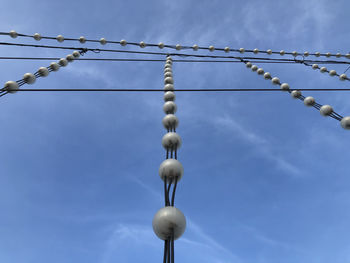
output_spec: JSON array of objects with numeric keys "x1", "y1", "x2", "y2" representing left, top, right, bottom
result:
[
  {"x1": 2, "y1": 32, "x2": 348, "y2": 58},
  {"x1": 1, "y1": 42, "x2": 350, "y2": 64},
  {"x1": 8, "y1": 88, "x2": 350, "y2": 92},
  {"x1": 164, "y1": 177, "x2": 168, "y2": 207},
  {"x1": 167, "y1": 238, "x2": 170, "y2": 263},
  {"x1": 1, "y1": 56, "x2": 350, "y2": 64},
  {"x1": 171, "y1": 235, "x2": 174, "y2": 263},
  {"x1": 167, "y1": 181, "x2": 172, "y2": 206},
  {"x1": 171, "y1": 177, "x2": 178, "y2": 207},
  {"x1": 163, "y1": 240, "x2": 168, "y2": 263}
]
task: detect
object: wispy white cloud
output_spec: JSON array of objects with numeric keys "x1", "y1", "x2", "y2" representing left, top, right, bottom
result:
[{"x1": 213, "y1": 114, "x2": 302, "y2": 176}]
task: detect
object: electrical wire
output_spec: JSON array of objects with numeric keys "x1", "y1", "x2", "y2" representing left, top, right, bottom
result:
[
  {"x1": 1, "y1": 56, "x2": 350, "y2": 65},
  {"x1": 7, "y1": 88, "x2": 350, "y2": 92},
  {"x1": 2, "y1": 31, "x2": 350, "y2": 59},
  {"x1": 1, "y1": 42, "x2": 350, "y2": 65}
]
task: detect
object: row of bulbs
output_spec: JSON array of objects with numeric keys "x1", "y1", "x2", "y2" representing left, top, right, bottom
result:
[
  {"x1": 245, "y1": 61, "x2": 350, "y2": 129},
  {"x1": 153, "y1": 56, "x2": 186, "y2": 243},
  {"x1": 310, "y1": 64, "x2": 349, "y2": 81},
  {"x1": 3, "y1": 51, "x2": 82, "y2": 93},
  {"x1": 7, "y1": 30, "x2": 350, "y2": 59}
]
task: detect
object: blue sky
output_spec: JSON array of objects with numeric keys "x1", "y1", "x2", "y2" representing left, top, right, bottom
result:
[{"x1": 1, "y1": 0, "x2": 350, "y2": 262}]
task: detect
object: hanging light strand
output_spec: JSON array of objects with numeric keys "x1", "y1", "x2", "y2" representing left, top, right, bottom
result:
[
  {"x1": 3, "y1": 30, "x2": 350, "y2": 59},
  {"x1": 1, "y1": 50, "x2": 87, "y2": 97},
  {"x1": 152, "y1": 56, "x2": 186, "y2": 263},
  {"x1": 243, "y1": 60, "x2": 350, "y2": 129}
]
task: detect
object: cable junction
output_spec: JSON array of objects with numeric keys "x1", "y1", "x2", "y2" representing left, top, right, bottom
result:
[{"x1": 3, "y1": 30, "x2": 350, "y2": 59}]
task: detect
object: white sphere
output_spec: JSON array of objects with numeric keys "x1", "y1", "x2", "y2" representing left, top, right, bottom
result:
[
  {"x1": 291, "y1": 90, "x2": 301, "y2": 98},
  {"x1": 164, "y1": 77, "x2": 174, "y2": 85},
  {"x1": 341, "y1": 116, "x2": 350, "y2": 129},
  {"x1": 304, "y1": 51, "x2": 309, "y2": 57},
  {"x1": 167, "y1": 56, "x2": 173, "y2": 61},
  {"x1": 59, "y1": 58, "x2": 68, "y2": 67},
  {"x1": 164, "y1": 68, "x2": 172, "y2": 74},
  {"x1": 253, "y1": 48, "x2": 259, "y2": 54},
  {"x1": 159, "y1": 159, "x2": 183, "y2": 182},
  {"x1": 245, "y1": 62, "x2": 252, "y2": 68},
  {"x1": 336, "y1": 53, "x2": 341, "y2": 58},
  {"x1": 164, "y1": 84, "x2": 174, "y2": 91},
  {"x1": 346, "y1": 54, "x2": 350, "y2": 59},
  {"x1": 271, "y1": 77, "x2": 280, "y2": 85},
  {"x1": 163, "y1": 101, "x2": 177, "y2": 114},
  {"x1": 315, "y1": 52, "x2": 321, "y2": 57},
  {"x1": 251, "y1": 65, "x2": 258, "y2": 72},
  {"x1": 209, "y1": 45, "x2": 215, "y2": 52},
  {"x1": 320, "y1": 67, "x2": 327, "y2": 73},
  {"x1": 4, "y1": 81, "x2": 19, "y2": 93},
  {"x1": 66, "y1": 54, "x2": 74, "y2": 62},
  {"x1": 73, "y1": 51, "x2": 80, "y2": 58},
  {"x1": 100, "y1": 38, "x2": 107, "y2": 45},
  {"x1": 280, "y1": 50, "x2": 285, "y2": 56},
  {"x1": 224, "y1": 47, "x2": 230, "y2": 53},
  {"x1": 326, "y1": 52, "x2": 331, "y2": 57},
  {"x1": 239, "y1": 48, "x2": 245, "y2": 53},
  {"x1": 139, "y1": 41, "x2": 146, "y2": 48},
  {"x1": 79, "y1": 36, "x2": 86, "y2": 43},
  {"x1": 175, "y1": 44, "x2": 181, "y2": 50},
  {"x1": 152, "y1": 206, "x2": 186, "y2": 240},
  {"x1": 164, "y1": 91, "x2": 176, "y2": 102},
  {"x1": 292, "y1": 51, "x2": 298, "y2": 57},
  {"x1": 340, "y1": 74, "x2": 347, "y2": 81},
  {"x1": 50, "y1": 62, "x2": 60, "y2": 72},
  {"x1": 264, "y1": 72, "x2": 271, "y2": 79},
  {"x1": 320, "y1": 105, "x2": 333, "y2": 116},
  {"x1": 9, "y1": 30, "x2": 18, "y2": 38},
  {"x1": 162, "y1": 132, "x2": 182, "y2": 150},
  {"x1": 280, "y1": 83, "x2": 290, "y2": 91},
  {"x1": 56, "y1": 35, "x2": 64, "y2": 42},
  {"x1": 23, "y1": 73, "x2": 36, "y2": 84},
  {"x1": 329, "y1": 70, "x2": 337, "y2": 76},
  {"x1": 158, "y1": 42, "x2": 164, "y2": 49},
  {"x1": 192, "y1": 44, "x2": 199, "y2": 51},
  {"x1": 162, "y1": 114, "x2": 179, "y2": 130},
  {"x1": 120, "y1": 39, "x2": 127, "y2": 46},
  {"x1": 164, "y1": 64, "x2": 172, "y2": 70},
  {"x1": 33, "y1": 33, "x2": 41, "y2": 41},
  {"x1": 257, "y1": 68, "x2": 264, "y2": 75},
  {"x1": 164, "y1": 72, "x2": 172, "y2": 78},
  {"x1": 38, "y1": 67, "x2": 49, "y2": 77},
  {"x1": 304, "y1": 96, "x2": 315, "y2": 106},
  {"x1": 266, "y1": 49, "x2": 272, "y2": 55},
  {"x1": 312, "y1": 64, "x2": 319, "y2": 69}
]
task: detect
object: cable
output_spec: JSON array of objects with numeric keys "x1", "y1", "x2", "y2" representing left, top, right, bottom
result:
[
  {"x1": 7, "y1": 88, "x2": 350, "y2": 92},
  {"x1": 1, "y1": 56, "x2": 350, "y2": 65},
  {"x1": 1, "y1": 42, "x2": 350, "y2": 65},
  {"x1": 3, "y1": 30, "x2": 350, "y2": 59},
  {"x1": 1, "y1": 49, "x2": 88, "y2": 97},
  {"x1": 243, "y1": 60, "x2": 348, "y2": 123}
]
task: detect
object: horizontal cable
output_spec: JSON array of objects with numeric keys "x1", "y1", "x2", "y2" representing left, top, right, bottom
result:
[
  {"x1": 0, "y1": 56, "x2": 350, "y2": 65},
  {"x1": 10, "y1": 88, "x2": 350, "y2": 92},
  {"x1": 2, "y1": 31, "x2": 350, "y2": 59},
  {"x1": 1, "y1": 42, "x2": 350, "y2": 65}
]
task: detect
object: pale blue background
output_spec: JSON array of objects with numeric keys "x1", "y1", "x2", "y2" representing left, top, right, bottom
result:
[{"x1": 1, "y1": 1, "x2": 350, "y2": 262}]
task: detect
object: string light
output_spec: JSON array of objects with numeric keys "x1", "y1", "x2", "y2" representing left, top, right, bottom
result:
[
  {"x1": 1, "y1": 50, "x2": 87, "y2": 97},
  {"x1": 243, "y1": 60, "x2": 350, "y2": 129},
  {"x1": 153, "y1": 56, "x2": 186, "y2": 263},
  {"x1": 3, "y1": 30, "x2": 350, "y2": 59}
]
